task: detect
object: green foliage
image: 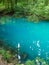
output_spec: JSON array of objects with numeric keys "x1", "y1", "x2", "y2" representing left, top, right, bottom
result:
[
  {"x1": 25, "y1": 60, "x2": 33, "y2": 65},
  {"x1": 0, "y1": 49, "x2": 12, "y2": 62},
  {"x1": 35, "y1": 57, "x2": 48, "y2": 65},
  {"x1": 3, "y1": 52, "x2": 12, "y2": 60},
  {"x1": 0, "y1": 49, "x2": 6, "y2": 54},
  {"x1": 0, "y1": 47, "x2": 49, "y2": 65},
  {"x1": 13, "y1": 0, "x2": 49, "y2": 21},
  {"x1": 16, "y1": 64, "x2": 21, "y2": 65},
  {"x1": 24, "y1": 57, "x2": 48, "y2": 65},
  {"x1": 25, "y1": 60, "x2": 35, "y2": 65},
  {"x1": 0, "y1": 0, "x2": 49, "y2": 21}
]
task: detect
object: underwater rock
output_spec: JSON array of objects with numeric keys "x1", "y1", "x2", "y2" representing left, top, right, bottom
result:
[{"x1": 0, "y1": 55, "x2": 7, "y2": 65}]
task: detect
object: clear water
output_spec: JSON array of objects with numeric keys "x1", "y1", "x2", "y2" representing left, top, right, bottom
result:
[{"x1": 0, "y1": 17, "x2": 49, "y2": 59}]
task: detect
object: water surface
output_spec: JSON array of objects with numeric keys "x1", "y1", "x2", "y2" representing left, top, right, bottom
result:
[{"x1": 0, "y1": 17, "x2": 49, "y2": 59}]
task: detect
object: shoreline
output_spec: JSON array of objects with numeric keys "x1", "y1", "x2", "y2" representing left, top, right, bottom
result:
[{"x1": 0, "y1": 10, "x2": 49, "y2": 22}]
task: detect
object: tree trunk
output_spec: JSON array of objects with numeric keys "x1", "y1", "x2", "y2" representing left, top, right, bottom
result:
[{"x1": 10, "y1": 0, "x2": 15, "y2": 11}]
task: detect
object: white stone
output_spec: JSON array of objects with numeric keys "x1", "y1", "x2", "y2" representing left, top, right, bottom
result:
[
  {"x1": 18, "y1": 55, "x2": 21, "y2": 60},
  {"x1": 18, "y1": 43, "x2": 20, "y2": 48},
  {"x1": 37, "y1": 41, "x2": 40, "y2": 47},
  {"x1": 36, "y1": 59, "x2": 39, "y2": 62}
]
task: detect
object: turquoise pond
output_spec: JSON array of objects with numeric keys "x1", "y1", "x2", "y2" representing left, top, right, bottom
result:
[{"x1": 0, "y1": 17, "x2": 49, "y2": 59}]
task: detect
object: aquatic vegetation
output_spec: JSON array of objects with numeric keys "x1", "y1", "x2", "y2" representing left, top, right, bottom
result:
[
  {"x1": 25, "y1": 57, "x2": 48, "y2": 65},
  {"x1": 0, "y1": 47, "x2": 18, "y2": 64},
  {"x1": 0, "y1": 16, "x2": 12, "y2": 24},
  {"x1": 0, "y1": 49, "x2": 12, "y2": 62},
  {"x1": 0, "y1": 45, "x2": 49, "y2": 65},
  {"x1": 35, "y1": 57, "x2": 48, "y2": 65},
  {"x1": 25, "y1": 60, "x2": 35, "y2": 65}
]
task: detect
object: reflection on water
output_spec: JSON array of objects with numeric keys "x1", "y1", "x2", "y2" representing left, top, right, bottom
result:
[{"x1": 0, "y1": 17, "x2": 49, "y2": 59}]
